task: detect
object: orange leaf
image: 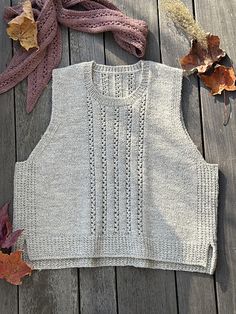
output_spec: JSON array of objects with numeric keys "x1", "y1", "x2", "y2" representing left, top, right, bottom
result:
[
  {"x1": 200, "y1": 65, "x2": 236, "y2": 95},
  {"x1": 180, "y1": 34, "x2": 226, "y2": 74},
  {"x1": 0, "y1": 251, "x2": 32, "y2": 285},
  {"x1": 6, "y1": 0, "x2": 38, "y2": 51}
]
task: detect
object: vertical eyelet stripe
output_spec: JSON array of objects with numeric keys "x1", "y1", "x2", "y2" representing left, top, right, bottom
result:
[
  {"x1": 115, "y1": 73, "x2": 122, "y2": 98},
  {"x1": 100, "y1": 104, "x2": 108, "y2": 233},
  {"x1": 126, "y1": 104, "x2": 133, "y2": 233},
  {"x1": 113, "y1": 107, "x2": 120, "y2": 233},
  {"x1": 87, "y1": 96, "x2": 97, "y2": 234},
  {"x1": 101, "y1": 73, "x2": 109, "y2": 96},
  {"x1": 137, "y1": 95, "x2": 147, "y2": 234},
  {"x1": 87, "y1": 97, "x2": 96, "y2": 234},
  {"x1": 127, "y1": 73, "x2": 136, "y2": 95}
]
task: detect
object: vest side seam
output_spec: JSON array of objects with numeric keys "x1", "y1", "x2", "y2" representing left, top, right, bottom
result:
[
  {"x1": 196, "y1": 161, "x2": 219, "y2": 273},
  {"x1": 13, "y1": 161, "x2": 36, "y2": 254}
]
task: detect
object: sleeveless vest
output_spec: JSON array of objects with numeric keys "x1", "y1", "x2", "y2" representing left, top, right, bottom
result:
[{"x1": 13, "y1": 60, "x2": 219, "y2": 274}]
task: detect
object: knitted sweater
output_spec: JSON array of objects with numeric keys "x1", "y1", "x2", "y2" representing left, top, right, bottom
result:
[{"x1": 13, "y1": 60, "x2": 219, "y2": 274}]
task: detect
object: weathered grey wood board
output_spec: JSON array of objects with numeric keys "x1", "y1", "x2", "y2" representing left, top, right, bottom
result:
[{"x1": 0, "y1": 0, "x2": 235, "y2": 313}]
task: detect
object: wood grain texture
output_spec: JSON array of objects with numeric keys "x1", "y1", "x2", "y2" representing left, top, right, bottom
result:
[
  {"x1": 0, "y1": 1, "x2": 18, "y2": 313},
  {"x1": 19, "y1": 269, "x2": 79, "y2": 314},
  {"x1": 159, "y1": 1, "x2": 217, "y2": 313},
  {"x1": 69, "y1": 27, "x2": 118, "y2": 314},
  {"x1": 195, "y1": 1, "x2": 236, "y2": 313},
  {"x1": 117, "y1": 267, "x2": 177, "y2": 314},
  {"x1": 12, "y1": 20, "x2": 79, "y2": 313},
  {"x1": 80, "y1": 267, "x2": 117, "y2": 314}
]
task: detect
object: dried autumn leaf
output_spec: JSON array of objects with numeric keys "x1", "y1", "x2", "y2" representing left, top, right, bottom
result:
[
  {"x1": 200, "y1": 65, "x2": 236, "y2": 95},
  {"x1": 6, "y1": 0, "x2": 38, "y2": 51},
  {"x1": 180, "y1": 33, "x2": 226, "y2": 74},
  {"x1": 0, "y1": 202, "x2": 23, "y2": 249},
  {"x1": 0, "y1": 251, "x2": 32, "y2": 285}
]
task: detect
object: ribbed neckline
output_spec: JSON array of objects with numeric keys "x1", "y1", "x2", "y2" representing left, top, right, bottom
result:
[{"x1": 83, "y1": 60, "x2": 150, "y2": 106}]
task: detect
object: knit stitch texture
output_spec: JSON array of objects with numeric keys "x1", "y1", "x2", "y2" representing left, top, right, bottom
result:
[{"x1": 13, "y1": 60, "x2": 219, "y2": 274}]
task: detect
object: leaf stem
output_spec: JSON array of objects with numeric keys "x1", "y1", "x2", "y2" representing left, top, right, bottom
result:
[{"x1": 223, "y1": 90, "x2": 231, "y2": 126}]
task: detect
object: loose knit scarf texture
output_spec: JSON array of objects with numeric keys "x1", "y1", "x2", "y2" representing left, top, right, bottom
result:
[{"x1": 0, "y1": 0, "x2": 148, "y2": 112}]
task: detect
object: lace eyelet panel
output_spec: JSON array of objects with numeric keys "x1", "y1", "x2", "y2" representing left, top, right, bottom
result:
[
  {"x1": 113, "y1": 107, "x2": 120, "y2": 233},
  {"x1": 87, "y1": 96, "x2": 97, "y2": 235},
  {"x1": 126, "y1": 104, "x2": 133, "y2": 233},
  {"x1": 137, "y1": 95, "x2": 147, "y2": 234},
  {"x1": 100, "y1": 104, "x2": 108, "y2": 234},
  {"x1": 86, "y1": 95, "x2": 147, "y2": 236}
]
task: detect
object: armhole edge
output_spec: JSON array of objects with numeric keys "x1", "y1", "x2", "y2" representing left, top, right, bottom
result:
[
  {"x1": 173, "y1": 69, "x2": 219, "y2": 169},
  {"x1": 15, "y1": 69, "x2": 62, "y2": 164}
]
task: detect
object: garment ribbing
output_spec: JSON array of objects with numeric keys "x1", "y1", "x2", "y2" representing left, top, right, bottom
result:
[{"x1": 13, "y1": 60, "x2": 219, "y2": 274}]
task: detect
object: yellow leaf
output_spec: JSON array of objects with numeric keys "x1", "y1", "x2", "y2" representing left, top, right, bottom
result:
[{"x1": 6, "y1": 0, "x2": 38, "y2": 51}]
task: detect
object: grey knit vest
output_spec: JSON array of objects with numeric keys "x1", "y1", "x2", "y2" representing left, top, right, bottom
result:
[{"x1": 13, "y1": 60, "x2": 219, "y2": 274}]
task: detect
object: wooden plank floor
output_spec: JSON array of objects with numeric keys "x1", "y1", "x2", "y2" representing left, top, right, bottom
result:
[{"x1": 0, "y1": 0, "x2": 236, "y2": 313}]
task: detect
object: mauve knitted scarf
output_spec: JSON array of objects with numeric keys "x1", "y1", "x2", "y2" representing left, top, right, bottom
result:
[{"x1": 0, "y1": 0, "x2": 148, "y2": 112}]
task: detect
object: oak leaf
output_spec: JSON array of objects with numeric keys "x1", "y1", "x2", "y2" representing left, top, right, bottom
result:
[
  {"x1": 180, "y1": 33, "x2": 226, "y2": 74},
  {"x1": 6, "y1": 0, "x2": 38, "y2": 51},
  {"x1": 0, "y1": 251, "x2": 32, "y2": 285},
  {"x1": 200, "y1": 65, "x2": 236, "y2": 95},
  {"x1": 0, "y1": 202, "x2": 23, "y2": 249}
]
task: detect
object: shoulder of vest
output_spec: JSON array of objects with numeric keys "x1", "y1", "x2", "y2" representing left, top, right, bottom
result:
[
  {"x1": 146, "y1": 60, "x2": 184, "y2": 76},
  {"x1": 52, "y1": 62, "x2": 87, "y2": 76}
]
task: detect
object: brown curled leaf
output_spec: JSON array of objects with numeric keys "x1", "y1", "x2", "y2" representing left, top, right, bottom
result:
[
  {"x1": 200, "y1": 65, "x2": 236, "y2": 95},
  {"x1": 180, "y1": 33, "x2": 226, "y2": 74},
  {"x1": 6, "y1": 0, "x2": 38, "y2": 51}
]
